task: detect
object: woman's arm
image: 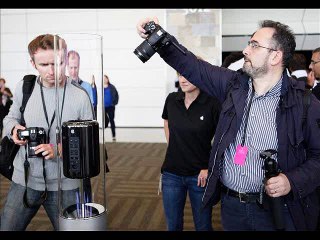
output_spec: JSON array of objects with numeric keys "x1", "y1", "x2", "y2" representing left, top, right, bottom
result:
[{"x1": 164, "y1": 119, "x2": 169, "y2": 143}]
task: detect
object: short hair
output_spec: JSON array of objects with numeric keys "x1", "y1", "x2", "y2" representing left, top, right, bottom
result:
[
  {"x1": 104, "y1": 74, "x2": 110, "y2": 84},
  {"x1": 313, "y1": 47, "x2": 320, "y2": 54},
  {"x1": 67, "y1": 50, "x2": 80, "y2": 61},
  {"x1": 259, "y1": 20, "x2": 296, "y2": 68},
  {"x1": 289, "y1": 53, "x2": 307, "y2": 72},
  {"x1": 0, "y1": 78, "x2": 6, "y2": 84},
  {"x1": 28, "y1": 34, "x2": 67, "y2": 61}
]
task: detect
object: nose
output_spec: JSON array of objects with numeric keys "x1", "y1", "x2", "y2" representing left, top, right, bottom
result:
[
  {"x1": 49, "y1": 65, "x2": 55, "y2": 75},
  {"x1": 70, "y1": 68, "x2": 77, "y2": 76},
  {"x1": 242, "y1": 46, "x2": 249, "y2": 56},
  {"x1": 309, "y1": 63, "x2": 313, "y2": 71}
]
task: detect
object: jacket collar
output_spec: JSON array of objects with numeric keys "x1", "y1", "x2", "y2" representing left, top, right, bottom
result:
[{"x1": 280, "y1": 70, "x2": 305, "y2": 109}]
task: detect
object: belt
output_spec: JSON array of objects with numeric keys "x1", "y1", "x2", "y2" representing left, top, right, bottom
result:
[{"x1": 221, "y1": 185, "x2": 260, "y2": 203}]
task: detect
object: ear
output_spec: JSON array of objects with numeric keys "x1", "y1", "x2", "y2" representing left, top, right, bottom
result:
[{"x1": 270, "y1": 51, "x2": 283, "y2": 66}]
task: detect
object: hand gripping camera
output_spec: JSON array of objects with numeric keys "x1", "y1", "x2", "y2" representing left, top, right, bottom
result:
[
  {"x1": 260, "y1": 149, "x2": 285, "y2": 231},
  {"x1": 134, "y1": 21, "x2": 186, "y2": 63},
  {"x1": 17, "y1": 127, "x2": 46, "y2": 158}
]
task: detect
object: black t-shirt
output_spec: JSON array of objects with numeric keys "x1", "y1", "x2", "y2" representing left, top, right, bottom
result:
[{"x1": 161, "y1": 91, "x2": 221, "y2": 176}]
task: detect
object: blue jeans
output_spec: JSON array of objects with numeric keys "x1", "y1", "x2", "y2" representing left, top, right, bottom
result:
[
  {"x1": 221, "y1": 192, "x2": 296, "y2": 231},
  {"x1": 0, "y1": 182, "x2": 78, "y2": 231},
  {"x1": 161, "y1": 171, "x2": 213, "y2": 231}
]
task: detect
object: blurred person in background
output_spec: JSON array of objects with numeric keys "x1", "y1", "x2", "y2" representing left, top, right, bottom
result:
[
  {"x1": 0, "y1": 78, "x2": 13, "y2": 137},
  {"x1": 309, "y1": 48, "x2": 320, "y2": 101},
  {"x1": 67, "y1": 50, "x2": 95, "y2": 118},
  {"x1": 103, "y1": 74, "x2": 119, "y2": 142}
]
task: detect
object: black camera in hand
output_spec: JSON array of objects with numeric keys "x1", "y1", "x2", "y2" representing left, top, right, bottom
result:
[
  {"x1": 134, "y1": 21, "x2": 186, "y2": 63},
  {"x1": 17, "y1": 127, "x2": 46, "y2": 158},
  {"x1": 134, "y1": 21, "x2": 171, "y2": 63},
  {"x1": 260, "y1": 149, "x2": 285, "y2": 231}
]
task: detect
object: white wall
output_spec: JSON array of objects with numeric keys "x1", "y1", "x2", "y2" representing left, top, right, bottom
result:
[
  {"x1": 0, "y1": 9, "x2": 167, "y2": 127},
  {"x1": 1, "y1": 9, "x2": 319, "y2": 127}
]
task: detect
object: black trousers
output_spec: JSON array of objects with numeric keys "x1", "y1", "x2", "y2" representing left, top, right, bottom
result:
[{"x1": 105, "y1": 106, "x2": 116, "y2": 138}]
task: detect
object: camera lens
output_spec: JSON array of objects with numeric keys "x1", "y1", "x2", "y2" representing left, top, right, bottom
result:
[{"x1": 133, "y1": 40, "x2": 156, "y2": 63}]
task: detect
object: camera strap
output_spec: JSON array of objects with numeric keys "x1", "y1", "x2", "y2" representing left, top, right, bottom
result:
[
  {"x1": 40, "y1": 80, "x2": 67, "y2": 142},
  {"x1": 240, "y1": 89, "x2": 255, "y2": 146},
  {"x1": 23, "y1": 145, "x2": 48, "y2": 208}
]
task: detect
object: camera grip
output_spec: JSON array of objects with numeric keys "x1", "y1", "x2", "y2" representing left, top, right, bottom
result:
[
  {"x1": 260, "y1": 150, "x2": 285, "y2": 231},
  {"x1": 269, "y1": 196, "x2": 285, "y2": 230}
]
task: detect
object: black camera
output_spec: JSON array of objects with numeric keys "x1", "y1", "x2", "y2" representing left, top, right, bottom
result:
[
  {"x1": 17, "y1": 127, "x2": 46, "y2": 158},
  {"x1": 134, "y1": 21, "x2": 186, "y2": 63},
  {"x1": 134, "y1": 21, "x2": 171, "y2": 63}
]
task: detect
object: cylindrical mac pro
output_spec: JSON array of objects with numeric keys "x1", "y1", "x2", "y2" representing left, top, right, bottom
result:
[{"x1": 62, "y1": 120, "x2": 100, "y2": 179}]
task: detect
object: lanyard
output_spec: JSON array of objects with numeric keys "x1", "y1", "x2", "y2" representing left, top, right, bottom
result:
[
  {"x1": 40, "y1": 80, "x2": 67, "y2": 143},
  {"x1": 241, "y1": 89, "x2": 255, "y2": 146}
]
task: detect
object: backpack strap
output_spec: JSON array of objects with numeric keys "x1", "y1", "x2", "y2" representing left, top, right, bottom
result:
[
  {"x1": 20, "y1": 74, "x2": 36, "y2": 126},
  {"x1": 18, "y1": 75, "x2": 48, "y2": 208}
]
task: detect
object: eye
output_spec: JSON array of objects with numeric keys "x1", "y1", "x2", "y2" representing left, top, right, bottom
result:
[
  {"x1": 248, "y1": 41, "x2": 258, "y2": 49},
  {"x1": 252, "y1": 42, "x2": 258, "y2": 48}
]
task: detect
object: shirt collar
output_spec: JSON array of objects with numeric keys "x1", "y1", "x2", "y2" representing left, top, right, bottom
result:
[{"x1": 176, "y1": 91, "x2": 209, "y2": 104}]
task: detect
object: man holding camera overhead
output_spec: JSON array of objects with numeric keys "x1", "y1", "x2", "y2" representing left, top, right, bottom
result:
[
  {"x1": 0, "y1": 34, "x2": 94, "y2": 231},
  {"x1": 136, "y1": 18, "x2": 320, "y2": 231}
]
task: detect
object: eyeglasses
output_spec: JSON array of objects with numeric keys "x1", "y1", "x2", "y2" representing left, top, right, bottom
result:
[
  {"x1": 247, "y1": 41, "x2": 277, "y2": 52},
  {"x1": 310, "y1": 60, "x2": 320, "y2": 66}
]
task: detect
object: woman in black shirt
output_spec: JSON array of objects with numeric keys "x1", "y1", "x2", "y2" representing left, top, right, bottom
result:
[{"x1": 161, "y1": 71, "x2": 221, "y2": 231}]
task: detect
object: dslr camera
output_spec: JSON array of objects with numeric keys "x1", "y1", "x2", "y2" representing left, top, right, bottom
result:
[
  {"x1": 134, "y1": 21, "x2": 171, "y2": 63},
  {"x1": 17, "y1": 127, "x2": 46, "y2": 158},
  {"x1": 134, "y1": 21, "x2": 185, "y2": 63}
]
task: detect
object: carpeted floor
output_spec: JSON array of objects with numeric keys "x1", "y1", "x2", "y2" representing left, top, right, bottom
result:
[{"x1": 0, "y1": 142, "x2": 222, "y2": 231}]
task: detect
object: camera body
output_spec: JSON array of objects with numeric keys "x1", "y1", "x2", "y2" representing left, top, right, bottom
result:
[
  {"x1": 17, "y1": 127, "x2": 46, "y2": 158},
  {"x1": 134, "y1": 21, "x2": 171, "y2": 63}
]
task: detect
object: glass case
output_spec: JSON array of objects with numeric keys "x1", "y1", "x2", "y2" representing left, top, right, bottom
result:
[{"x1": 54, "y1": 33, "x2": 107, "y2": 230}]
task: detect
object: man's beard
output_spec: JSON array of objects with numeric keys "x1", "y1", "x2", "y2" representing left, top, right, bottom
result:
[{"x1": 243, "y1": 60, "x2": 268, "y2": 79}]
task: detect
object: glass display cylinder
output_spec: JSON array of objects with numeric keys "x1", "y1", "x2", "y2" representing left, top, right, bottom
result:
[{"x1": 54, "y1": 33, "x2": 107, "y2": 230}]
